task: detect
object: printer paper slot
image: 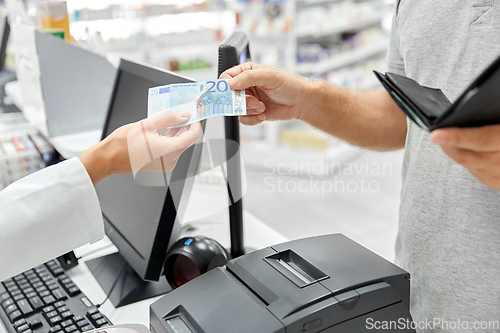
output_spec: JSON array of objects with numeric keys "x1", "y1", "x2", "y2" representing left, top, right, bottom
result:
[
  {"x1": 162, "y1": 306, "x2": 203, "y2": 333},
  {"x1": 265, "y1": 250, "x2": 328, "y2": 288}
]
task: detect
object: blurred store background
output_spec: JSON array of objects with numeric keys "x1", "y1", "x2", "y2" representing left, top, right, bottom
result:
[{"x1": 3, "y1": 0, "x2": 403, "y2": 260}]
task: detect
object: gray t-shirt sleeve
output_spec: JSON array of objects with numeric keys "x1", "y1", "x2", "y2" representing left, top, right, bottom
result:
[{"x1": 387, "y1": 2, "x2": 405, "y2": 76}]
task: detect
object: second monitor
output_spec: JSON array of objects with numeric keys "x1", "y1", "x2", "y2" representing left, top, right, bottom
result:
[{"x1": 89, "y1": 59, "x2": 203, "y2": 307}]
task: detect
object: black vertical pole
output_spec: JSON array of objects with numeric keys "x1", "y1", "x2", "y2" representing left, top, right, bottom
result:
[
  {"x1": 224, "y1": 116, "x2": 245, "y2": 259},
  {"x1": 218, "y1": 35, "x2": 247, "y2": 259}
]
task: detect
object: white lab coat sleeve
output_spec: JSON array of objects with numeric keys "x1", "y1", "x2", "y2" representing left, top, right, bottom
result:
[{"x1": 0, "y1": 157, "x2": 104, "y2": 281}]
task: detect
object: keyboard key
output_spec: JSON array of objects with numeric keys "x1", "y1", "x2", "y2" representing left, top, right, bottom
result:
[
  {"x1": 13, "y1": 294, "x2": 25, "y2": 301},
  {"x1": 34, "y1": 267, "x2": 45, "y2": 274},
  {"x1": 27, "y1": 277, "x2": 40, "y2": 284},
  {"x1": 24, "y1": 270, "x2": 35, "y2": 277},
  {"x1": 20, "y1": 329, "x2": 32, "y2": 333},
  {"x1": 7, "y1": 284, "x2": 20, "y2": 292},
  {"x1": 43, "y1": 305, "x2": 55, "y2": 313},
  {"x1": 18, "y1": 283, "x2": 30, "y2": 290},
  {"x1": 80, "y1": 325, "x2": 94, "y2": 332},
  {"x1": 5, "y1": 304, "x2": 18, "y2": 315},
  {"x1": 17, "y1": 278, "x2": 28, "y2": 285},
  {"x1": 67, "y1": 287, "x2": 80, "y2": 297},
  {"x1": 49, "y1": 316, "x2": 62, "y2": 326},
  {"x1": 51, "y1": 267, "x2": 64, "y2": 276},
  {"x1": 2, "y1": 298, "x2": 14, "y2": 309},
  {"x1": 14, "y1": 319, "x2": 26, "y2": 327},
  {"x1": 49, "y1": 325, "x2": 62, "y2": 333},
  {"x1": 25, "y1": 292, "x2": 37, "y2": 299},
  {"x1": 54, "y1": 301, "x2": 65, "y2": 308},
  {"x1": 43, "y1": 295, "x2": 56, "y2": 305},
  {"x1": 36, "y1": 286, "x2": 48, "y2": 293},
  {"x1": 28, "y1": 297, "x2": 44, "y2": 311},
  {"x1": 32, "y1": 282, "x2": 43, "y2": 289},
  {"x1": 16, "y1": 324, "x2": 29, "y2": 333},
  {"x1": 42, "y1": 276, "x2": 53, "y2": 283},
  {"x1": 48, "y1": 284, "x2": 60, "y2": 291},
  {"x1": 9, "y1": 310, "x2": 22, "y2": 323},
  {"x1": 52, "y1": 289, "x2": 67, "y2": 301},
  {"x1": 63, "y1": 324, "x2": 77, "y2": 333},
  {"x1": 60, "y1": 320, "x2": 72, "y2": 328},
  {"x1": 73, "y1": 316, "x2": 84, "y2": 322},
  {"x1": 60, "y1": 311, "x2": 73, "y2": 319},
  {"x1": 57, "y1": 275, "x2": 68, "y2": 282},
  {"x1": 80, "y1": 297, "x2": 93, "y2": 308},
  {"x1": 45, "y1": 311, "x2": 58, "y2": 319},
  {"x1": 4, "y1": 280, "x2": 16, "y2": 288},
  {"x1": 1, "y1": 292, "x2": 11, "y2": 301},
  {"x1": 76, "y1": 319, "x2": 90, "y2": 328},
  {"x1": 86, "y1": 308, "x2": 98, "y2": 315},
  {"x1": 95, "y1": 318, "x2": 108, "y2": 327},
  {"x1": 57, "y1": 306, "x2": 69, "y2": 313},
  {"x1": 11, "y1": 290, "x2": 22, "y2": 296},
  {"x1": 16, "y1": 299, "x2": 33, "y2": 316},
  {"x1": 39, "y1": 290, "x2": 51, "y2": 298},
  {"x1": 90, "y1": 313, "x2": 102, "y2": 321},
  {"x1": 22, "y1": 287, "x2": 34, "y2": 294},
  {"x1": 28, "y1": 318, "x2": 43, "y2": 329}
]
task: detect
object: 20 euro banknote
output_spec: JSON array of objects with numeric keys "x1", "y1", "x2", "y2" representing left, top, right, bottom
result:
[{"x1": 147, "y1": 79, "x2": 246, "y2": 128}]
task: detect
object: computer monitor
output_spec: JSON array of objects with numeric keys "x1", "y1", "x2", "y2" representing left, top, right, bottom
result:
[
  {"x1": 87, "y1": 59, "x2": 203, "y2": 307},
  {"x1": 0, "y1": 9, "x2": 10, "y2": 73},
  {"x1": 218, "y1": 31, "x2": 251, "y2": 259},
  {"x1": 12, "y1": 24, "x2": 115, "y2": 137},
  {"x1": 0, "y1": 8, "x2": 20, "y2": 114}
]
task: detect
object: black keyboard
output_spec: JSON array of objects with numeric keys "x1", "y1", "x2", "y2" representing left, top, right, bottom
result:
[{"x1": 0, "y1": 260, "x2": 112, "y2": 333}]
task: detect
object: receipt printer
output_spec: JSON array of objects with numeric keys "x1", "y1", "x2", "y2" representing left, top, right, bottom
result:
[{"x1": 150, "y1": 234, "x2": 415, "y2": 332}]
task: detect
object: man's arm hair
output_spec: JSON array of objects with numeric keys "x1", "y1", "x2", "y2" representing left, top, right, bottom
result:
[{"x1": 299, "y1": 81, "x2": 407, "y2": 151}]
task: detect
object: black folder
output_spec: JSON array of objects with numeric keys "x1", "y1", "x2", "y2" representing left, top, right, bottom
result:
[{"x1": 374, "y1": 55, "x2": 500, "y2": 131}]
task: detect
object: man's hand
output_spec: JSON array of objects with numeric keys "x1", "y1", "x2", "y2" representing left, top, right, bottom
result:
[
  {"x1": 431, "y1": 124, "x2": 500, "y2": 190},
  {"x1": 220, "y1": 62, "x2": 313, "y2": 126},
  {"x1": 79, "y1": 111, "x2": 202, "y2": 184}
]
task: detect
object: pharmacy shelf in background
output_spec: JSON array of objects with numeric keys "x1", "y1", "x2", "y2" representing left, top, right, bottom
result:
[
  {"x1": 297, "y1": 0, "x2": 344, "y2": 9},
  {"x1": 176, "y1": 67, "x2": 217, "y2": 81},
  {"x1": 297, "y1": 38, "x2": 389, "y2": 75},
  {"x1": 297, "y1": 13, "x2": 386, "y2": 42},
  {"x1": 66, "y1": 0, "x2": 228, "y2": 14},
  {"x1": 69, "y1": 11, "x2": 234, "y2": 40}
]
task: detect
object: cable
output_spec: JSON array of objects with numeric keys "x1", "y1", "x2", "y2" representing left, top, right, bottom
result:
[
  {"x1": 96, "y1": 261, "x2": 127, "y2": 308},
  {"x1": 76, "y1": 243, "x2": 116, "y2": 261}
]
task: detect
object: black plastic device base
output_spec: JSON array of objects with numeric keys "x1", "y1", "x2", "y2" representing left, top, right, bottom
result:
[
  {"x1": 86, "y1": 252, "x2": 172, "y2": 308},
  {"x1": 57, "y1": 250, "x2": 79, "y2": 270}
]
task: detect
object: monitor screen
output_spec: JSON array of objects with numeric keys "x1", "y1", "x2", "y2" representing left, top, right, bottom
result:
[
  {"x1": 95, "y1": 59, "x2": 201, "y2": 281},
  {"x1": 0, "y1": 9, "x2": 9, "y2": 72}
]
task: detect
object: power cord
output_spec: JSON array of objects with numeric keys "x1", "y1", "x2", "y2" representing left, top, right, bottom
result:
[
  {"x1": 76, "y1": 244, "x2": 116, "y2": 261},
  {"x1": 96, "y1": 261, "x2": 127, "y2": 308}
]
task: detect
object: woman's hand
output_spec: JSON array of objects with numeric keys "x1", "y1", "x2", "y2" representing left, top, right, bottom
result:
[{"x1": 79, "y1": 111, "x2": 202, "y2": 184}]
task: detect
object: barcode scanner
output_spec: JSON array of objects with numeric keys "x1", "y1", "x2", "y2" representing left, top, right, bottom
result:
[{"x1": 164, "y1": 236, "x2": 229, "y2": 288}]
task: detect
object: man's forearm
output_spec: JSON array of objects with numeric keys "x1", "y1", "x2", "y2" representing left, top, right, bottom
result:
[{"x1": 299, "y1": 80, "x2": 407, "y2": 151}]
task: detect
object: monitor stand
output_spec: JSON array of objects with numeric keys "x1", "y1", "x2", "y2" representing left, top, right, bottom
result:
[{"x1": 86, "y1": 252, "x2": 172, "y2": 308}]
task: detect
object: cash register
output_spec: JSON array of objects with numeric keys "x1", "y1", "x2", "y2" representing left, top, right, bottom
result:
[{"x1": 150, "y1": 234, "x2": 415, "y2": 333}]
